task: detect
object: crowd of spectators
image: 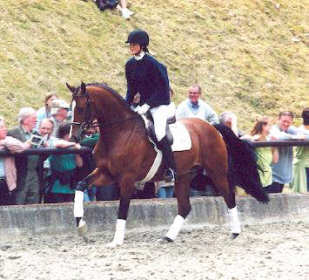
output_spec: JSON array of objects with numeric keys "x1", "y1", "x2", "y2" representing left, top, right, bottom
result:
[{"x1": 0, "y1": 86, "x2": 309, "y2": 207}]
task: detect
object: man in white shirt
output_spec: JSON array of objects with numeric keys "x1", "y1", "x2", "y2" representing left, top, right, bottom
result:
[
  {"x1": 176, "y1": 85, "x2": 219, "y2": 197},
  {"x1": 176, "y1": 85, "x2": 219, "y2": 124},
  {"x1": 268, "y1": 111, "x2": 300, "y2": 193}
]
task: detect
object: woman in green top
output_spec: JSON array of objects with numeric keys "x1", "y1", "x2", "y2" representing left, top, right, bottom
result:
[
  {"x1": 242, "y1": 117, "x2": 279, "y2": 187},
  {"x1": 290, "y1": 108, "x2": 309, "y2": 192},
  {"x1": 46, "y1": 124, "x2": 83, "y2": 203}
]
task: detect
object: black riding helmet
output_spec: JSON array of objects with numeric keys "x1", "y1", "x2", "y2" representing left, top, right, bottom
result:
[{"x1": 126, "y1": 29, "x2": 149, "y2": 52}]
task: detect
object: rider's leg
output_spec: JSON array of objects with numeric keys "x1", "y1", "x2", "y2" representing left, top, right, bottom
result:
[
  {"x1": 158, "y1": 136, "x2": 177, "y2": 182},
  {"x1": 150, "y1": 105, "x2": 177, "y2": 182}
]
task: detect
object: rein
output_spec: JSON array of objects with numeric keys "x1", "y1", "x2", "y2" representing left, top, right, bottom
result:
[
  {"x1": 70, "y1": 88, "x2": 140, "y2": 141},
  {"x1": 96, "y1": 116, "x2": 139, "y2": 129},
  {"x1": 70, "y1": 116, "x2": 139, "y2": 135}
]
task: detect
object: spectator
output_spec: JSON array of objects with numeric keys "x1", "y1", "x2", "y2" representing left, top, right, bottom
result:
[
  {"x1": 36, "y1": 93, "x2": 58, "y2": 131},
  {"x1": 45, "y1": 124, "x2": 83, "y2": 203},
  {"x1": 50, "y1": 99, "x2": 70, "y2": 137},
  {"x1": 0, "y1": 116, "x2": 30, "y2": 205},
  {"x1": 176, "y1": 85, "x2": 219, "y2": 124},
  {"x1": 94, "y1": 0, "x2": 118, "y2": 10},
  {"x1": 176, "y1": 85, "x2": 218, "y2": 197},
  {"x1": 94, "y1": 0, "x2": 134, "y2": 19},
  {"x1": 290, "y1": 108, "x2": 309, "y2": 193},
  {"x1": 8, "y1": 107, "x2": 41, "y2": 204},
  {"x1": 39, "y1": 118, "x2": 78, "y2": 149},
  {"x1": 117, "y1": 0, "x2": 134, "y2": 19},
  {"x1": 242, "y1": 117, "x2": 279, "y2": 189},
  {"x1": 155, "y1": 180, "x2": 174, "y2": 199},
  {"x1": 268, "y1": 111, "x2": 300, "y2": 193},
  {"x1": 37, "y1": 118, "x2": 81, "y2": 202},
  {"x1": 219, "y1": 111, "x2": 243, "y2": 137}
]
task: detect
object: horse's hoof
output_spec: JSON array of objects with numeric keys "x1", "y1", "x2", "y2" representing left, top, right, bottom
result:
[
  {"x1": 158, "y1": 236, "x2": 174, "y2": 243},
  {"x1": 77, "y1": 219, "x2": 88, "y2": 236},
  {"x1": 231, "y1": 233, "x2": 240, "y2": 240},
  {"x1": 106, "y1": 241, "x2": 122, "y2": 248}
]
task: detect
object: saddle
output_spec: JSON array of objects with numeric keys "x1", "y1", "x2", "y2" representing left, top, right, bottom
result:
[{"x1": 145, "y1": 111, "x2": 175, "y2": 145}]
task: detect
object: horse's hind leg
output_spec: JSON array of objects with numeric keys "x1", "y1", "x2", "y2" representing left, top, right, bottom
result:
[
  {"x1": 207, "y1": 169, "x2": 241, "y2": 238},
  {"x1": 164, "y1": 174, "x2": 192, "y2": 242}
]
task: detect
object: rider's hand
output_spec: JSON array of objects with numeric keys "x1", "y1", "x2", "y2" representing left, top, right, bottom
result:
[{"x1": 135, "y1": 104, "x2": 150, "y2": 115}]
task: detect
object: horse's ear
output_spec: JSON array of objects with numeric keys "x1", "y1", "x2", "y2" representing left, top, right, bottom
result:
[
  {"x1": 66, "y1": 82, "x2": 76, "y2": 94},
  {"x1": 81, "y1": 81, "x2": 86, "y2": 95}
]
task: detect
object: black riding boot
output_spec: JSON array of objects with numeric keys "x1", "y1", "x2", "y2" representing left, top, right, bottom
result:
[{"x1": 158, "y1": 136, "x2": 177, "y2": 182}]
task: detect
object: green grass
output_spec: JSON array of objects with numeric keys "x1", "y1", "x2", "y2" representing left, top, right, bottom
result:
[{"x1": 0, "y1": 0, "x2": 308, "y2": 130}]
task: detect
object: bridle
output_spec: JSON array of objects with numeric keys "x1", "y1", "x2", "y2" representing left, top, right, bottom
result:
[
  {"x1": 70, "y1": 85, "x2": 93, "y2": 142},
  {"x1": 70, "y1": 84, "x2": 140, "y2": 142}
]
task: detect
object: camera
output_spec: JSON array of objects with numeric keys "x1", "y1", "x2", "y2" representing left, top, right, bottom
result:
[{"x1": 30, "y1": 132, "x2": 45, "y2": 148}]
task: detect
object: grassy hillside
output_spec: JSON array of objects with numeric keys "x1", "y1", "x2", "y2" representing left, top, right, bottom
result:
[{"x1": 0, "y1": 0, "x2": 308, "y2": 130}]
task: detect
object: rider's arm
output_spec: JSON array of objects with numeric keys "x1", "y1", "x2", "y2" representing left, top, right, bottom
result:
[
  {"x1": 125, "y1": 59, "x2": 137, "y2": 105},
  {"x1": 144, "y1": 59, "x2": 170, "y2": 108}
]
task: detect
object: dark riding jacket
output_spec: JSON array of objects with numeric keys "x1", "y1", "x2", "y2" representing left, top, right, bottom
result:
[{"x1": 125, "y1": 54, "x2": 170, "y2": 108}]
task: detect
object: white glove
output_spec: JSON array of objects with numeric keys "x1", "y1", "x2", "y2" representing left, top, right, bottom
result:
[{"x1": 135, "y1": 104, "x2": 150, "y2": 115}]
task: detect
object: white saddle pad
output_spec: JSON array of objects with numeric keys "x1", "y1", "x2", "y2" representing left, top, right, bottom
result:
[
  {"x1": 135, "y1": 119, "x2": 191, "y2": 188},
  {"x1": 170, "y1": 122, "x2": 192, "y2": 151}
]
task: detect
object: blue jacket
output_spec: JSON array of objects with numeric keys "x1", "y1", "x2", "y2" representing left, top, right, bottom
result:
[{"x1": 125, "y1": 54, "x2": 170, "y2": 108}]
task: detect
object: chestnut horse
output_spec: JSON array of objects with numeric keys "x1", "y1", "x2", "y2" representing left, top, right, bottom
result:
[{"x1": 67, "y1": 82, "x2": 268, "y2": 247}]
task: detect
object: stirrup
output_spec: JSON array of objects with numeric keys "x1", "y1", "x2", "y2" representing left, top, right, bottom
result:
[{"x1": 164, "y1": 168, "x2": 176, "y2": 183}]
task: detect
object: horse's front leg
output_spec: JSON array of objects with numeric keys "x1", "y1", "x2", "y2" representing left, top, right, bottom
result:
[
  {"x1": 163, "y1": 174, "x2": 192, "y2": 242},
  {"x1": 74, "y1": 168, "x2": 113, "y2": 234},
  {"x1": 107, "y1": 176, "x2": 135, "y2": 248}
]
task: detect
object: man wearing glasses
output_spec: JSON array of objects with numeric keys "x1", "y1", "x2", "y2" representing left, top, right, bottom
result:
[
  {"x1": 176, "y1": 85, "x2": 219, "y2": 197},
  {"x1": 176, "y1": 85, "x2": 219, "y2": 124}
]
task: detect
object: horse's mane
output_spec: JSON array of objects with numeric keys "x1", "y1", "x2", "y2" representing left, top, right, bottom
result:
[{"x1": 82, "y1": 82, "x2": 130, "y2": 110}]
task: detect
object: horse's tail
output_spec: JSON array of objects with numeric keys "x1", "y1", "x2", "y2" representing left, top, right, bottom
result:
[{"x1": 214, "y1": 124, "x2": 269, "y2": 203}]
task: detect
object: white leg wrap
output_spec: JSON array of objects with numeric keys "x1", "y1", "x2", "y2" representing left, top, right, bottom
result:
[
  {"x1": 228, "y1": 206, "x2": 241, "y2": 234},
  {"x1": 74, "y1": 191, "x2": 84, "y2": 218},
  {"x1": 112, "y1": 219, "x2": 126, "y2": 246},
  {"x1": 166, "y1": 215, "x2": 185, "y2": 241}
]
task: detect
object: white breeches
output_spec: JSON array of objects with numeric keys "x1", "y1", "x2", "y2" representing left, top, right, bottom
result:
[{"x1": 150, "y1": 103, "x2": 175, "y2": 142}]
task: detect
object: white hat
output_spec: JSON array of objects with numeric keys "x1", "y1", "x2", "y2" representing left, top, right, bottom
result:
[{"x1": 51, "y1": 99, "x2": 69, "y2": 115}]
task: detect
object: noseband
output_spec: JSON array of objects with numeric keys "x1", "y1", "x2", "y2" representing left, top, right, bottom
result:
[{"x1": 70, "y1": 88, "x2": 93, "y2": 142}]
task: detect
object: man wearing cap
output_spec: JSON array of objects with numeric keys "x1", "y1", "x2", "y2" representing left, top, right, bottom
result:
[{"x1": 50, "y1": 99, "x2": 70, "y2": 137}]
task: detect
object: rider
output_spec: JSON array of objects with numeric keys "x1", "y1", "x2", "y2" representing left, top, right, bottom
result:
[{"x1": 125, "y1": 29, "x2": 177, "y2": 182}]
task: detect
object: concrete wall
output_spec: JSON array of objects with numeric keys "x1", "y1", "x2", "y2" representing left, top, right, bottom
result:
[{"x1": 0, "y1": 193, "x2": 308, "y2": 238}]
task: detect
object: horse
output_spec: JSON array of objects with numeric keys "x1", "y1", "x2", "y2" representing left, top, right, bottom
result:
[{"x1": 66, "y1": 81, "x2": 269, "y2": 247}]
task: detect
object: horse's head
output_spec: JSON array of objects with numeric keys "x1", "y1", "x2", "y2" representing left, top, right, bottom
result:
[{"x1": 66, "y1": 81, "x2": 96, "y2": 142}]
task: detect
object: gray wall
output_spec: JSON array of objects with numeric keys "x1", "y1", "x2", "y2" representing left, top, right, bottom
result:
[{"x1": 0, "y1": 193, "x2": 308, "y2": 238}]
